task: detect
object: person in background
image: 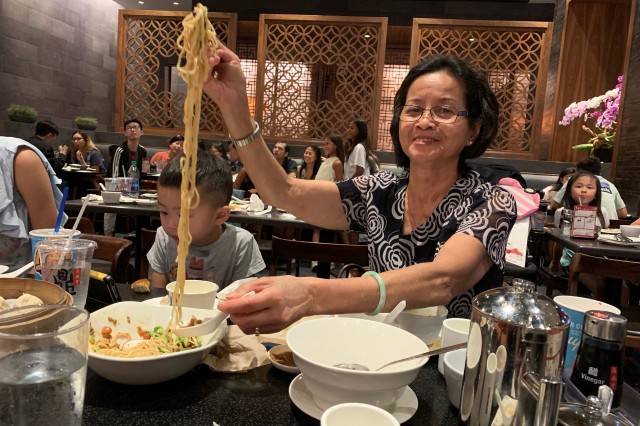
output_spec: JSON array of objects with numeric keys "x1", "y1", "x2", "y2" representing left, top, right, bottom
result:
[
  {"x1": 67, "y1": 131, "x2": 106, "y2": 173},
  {"x1": 27, "y1": 120, "x2": 67, "y2": 176},
  {"x1": 150, "y1": 134, "x2": 184, "y2": 168},
  {"x1": 343, "y1": 118, "x2": 371, "y2": 178},
  {"x1": 297, "y1": 145, "x2": 322, "y2": 180},
  {"x1": 273, "y1": 141, "x2": 298, "y2": 177},
  {"x1": 104, "y1": 118, "x2": 148, "y2": 236},
  {"x1": 542, "y1": 166, "x2": 575, "y2": 202},
  {"x1": 203, "y1": 45, "x2": 516, "y2": 334},
  {"x1": 147, "y1": 152, "x2": 265, "y2": 294},
  {"x1": 0, "y1": 137, "x2": 66, "y2": 270},
  {"x1": 315, "y1": 133, "x2": 345, "y2": 182},
  {"x1": 228, "y1": 141, "x2": 243, "y2": 173},
  {"x1": 210, "y1": 142, "x2": 230, "y2": 162},
  {"x1": 551, "y1": 156, "x2": 627, "y2": 219}
]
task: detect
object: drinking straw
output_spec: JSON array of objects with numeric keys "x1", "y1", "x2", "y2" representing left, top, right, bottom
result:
[
  {"x1": 58, "y1": 195, "x2": 91, "y2": 266},
  {"x1": 122, "y1": 165, "x2": 127, "y2": 177},
  {"x1": 54, "y1": 186, "x2": 69, "y2": 234}
]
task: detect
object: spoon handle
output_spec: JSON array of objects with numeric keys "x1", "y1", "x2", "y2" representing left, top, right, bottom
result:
[{"x1": 375, "y1": 341, "x2": 467, "y2": 371}]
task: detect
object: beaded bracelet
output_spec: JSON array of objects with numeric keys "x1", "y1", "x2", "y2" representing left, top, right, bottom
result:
[{"x1": 363, "y1": 271, "x2": 386, "y2": 316}]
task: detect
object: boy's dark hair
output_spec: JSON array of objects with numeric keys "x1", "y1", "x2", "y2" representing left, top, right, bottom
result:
[
  {"x1": 576, "y1": 156, "x2": 602, "y2": 175},
  {"x1": 124, "y1": 118, "x2": 143, "y2": 130},
  {"x1": 158, "y1": 152, "x2": 232, "y2": 208},
  {"x1": 35, "y1": 120, "x2": 59, "y2": 137}
]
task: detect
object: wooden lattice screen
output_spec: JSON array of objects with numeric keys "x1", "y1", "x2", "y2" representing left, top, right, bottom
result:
[
  {"x1": 411, "y1": 19, "x2": 552, "y2": 159},
  {"x1": 256, "y1": 15, "x2": 388, "y2": 144},
  {"x1": 116, "y1": 10, "x2": 237, "y2": 136}
]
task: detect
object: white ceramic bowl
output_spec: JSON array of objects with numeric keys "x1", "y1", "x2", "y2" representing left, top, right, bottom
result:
[
  {"x1": 321, "y1": 402, "x2": 400, "y2": 426},
  {"x1": 443, "y1": 348, "x2": 466, "y2": 409},
  {"x1": 395, "y1": 305, "x2": 448, "y2": 345},
  {"x1": 88, "y1": 301, "x2": 226, "y2": 385},
  {"x1": 287, "y1": 317, "x2": 427, "y2": 410},
  {"x1": 620, "y1": 225, "x2": 640, "y2": 238},
  {"x1": 166, "y1": 280, "x2": 219, "y2": 310},
  {"x1": 101, "y1": 191, "x2": 121, "y2": 204}
]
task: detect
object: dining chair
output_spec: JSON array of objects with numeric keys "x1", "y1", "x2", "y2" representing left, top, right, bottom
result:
[
  {"x1": 567, "y1": 253, "x2": 640, "y2": 306},
  {"x1": 80, "y1": 233, "x2": 134, "y2": 284},
  {"x1": 67, "y1": 216, "x2": 96, "y2": 234},
  {"x1": 138, "y1": 228, "x2": 158, "y2": 280},
  {"x1": 269, "y1": 236, "x2": 369, "y2": 279}
]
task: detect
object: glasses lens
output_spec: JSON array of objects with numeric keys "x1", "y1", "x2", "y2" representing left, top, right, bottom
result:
[
  {"x1": 431, "y1": 106, "x2": 457, "y2": 123},
  {"x1": 72, "y1": 137, "x2": 83, "y2": 141},
  {"x1": 399, "y1": 105, "x2": 424, "y2": 122},
  {"x1": 126, "y1": 125, "x2": 140, "y2": 131}
]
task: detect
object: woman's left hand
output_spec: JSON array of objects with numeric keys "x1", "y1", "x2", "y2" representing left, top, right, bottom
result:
[{"x1": 216, "y1": 275, "x2": 315, "y2": 334}]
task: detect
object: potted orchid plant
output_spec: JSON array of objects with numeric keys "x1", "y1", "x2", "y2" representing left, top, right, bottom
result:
[{"x1": 559, "y1": 75, "x2": 622, "y2": 161}]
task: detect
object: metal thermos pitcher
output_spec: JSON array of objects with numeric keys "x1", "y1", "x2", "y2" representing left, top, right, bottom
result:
[{"x1": 459, "y1": 279, "x2": 571, "y2": 426}]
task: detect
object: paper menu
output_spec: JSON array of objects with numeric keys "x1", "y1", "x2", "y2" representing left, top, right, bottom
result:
[
  {"x1": 570, "y1": 205, "x2": 598, "y2": 239},
  {"x1": 505, "y1": 217, "x2": 529, "y2": 268}
]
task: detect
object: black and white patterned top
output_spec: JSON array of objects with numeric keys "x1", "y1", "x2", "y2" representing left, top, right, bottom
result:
[{"x1": 337, "y1": 170, "x2": 517, "y2": 319}]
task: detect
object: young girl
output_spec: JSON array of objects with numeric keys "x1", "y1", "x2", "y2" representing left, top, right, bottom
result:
[
  {"x1": 343, "y1": 119, "x2": 378, "y2": 178},
  {"x1": 315, "y1": 133, "x2": 345, "y2": 182},
  {"x1": 543, "y1": 166, "x2": 575, "y2": 202},
  {"x1": 68, "y1": 131, "x2": 106, "y2": 173},
  {"x1": 558, "y1": 171, "x2": 609, "y2": 268},
  {"x1": 297, "y1": 145, "x2": 322, "y2": 180}
]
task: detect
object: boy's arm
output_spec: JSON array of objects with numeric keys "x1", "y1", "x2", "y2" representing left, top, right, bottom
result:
[{"x1": 151, "y1": 270, "x2": 168, "y2": 288}]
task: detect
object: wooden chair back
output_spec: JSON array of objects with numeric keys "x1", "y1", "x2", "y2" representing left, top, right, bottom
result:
[
  {"x1": 80, "y1": 234, "x2": 133, "y2": 283},
  {"x1": 269, "y1": 236, "x2": 368, "y2": 278},
  {"x1": 138, "y1": 228, "x2": 158, "y2": 279},
  {"x1": 567, "y1": 253, "x2": 640, "y2": 296}
]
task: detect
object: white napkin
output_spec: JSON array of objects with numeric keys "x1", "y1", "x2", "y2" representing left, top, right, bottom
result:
[{"x1": 247, "y1": 194, "x2": 265, "y2": 212}]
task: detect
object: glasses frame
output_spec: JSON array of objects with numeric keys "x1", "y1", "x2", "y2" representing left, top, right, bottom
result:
[
  {"x1": 125, "y1": 125, "x2": 141, "y2": 131},
  {"x1": 397, "y1": 105, "x2": 470, "y2": 124}
]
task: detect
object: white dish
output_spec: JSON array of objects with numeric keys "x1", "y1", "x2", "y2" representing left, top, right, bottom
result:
[
  {"x1": 268, "y1": 344, "x2": 300, "y2": 374},
  {"x1": 597, "y1": 234, "x2": 640, "y2": 247},
  {"x1": 140, "y1": 193, "x2": 158, "y2": 199},
  {"x1": 142, "y1": 296, "x2": 219, "y2": 310},
  {"x1": 135, "y1": 199, "x2": 157, "y2": 206},
  {"x1": 119, "y1": 197, "x2": 137, "y2": 204},
  {"x1": 216, "y1": 277, "x2": 258, "y2": 300},
  {"x1": 289, "y1": 374, "x2": 417, "y2": 423},
  {"x1": 88, "y1": 301, "x2": 226, "y2": 385},
  {"x1": 0, "y1": 265, "x2": 9, "y2": 274}
]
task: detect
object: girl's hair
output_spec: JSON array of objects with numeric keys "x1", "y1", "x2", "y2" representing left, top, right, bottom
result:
[
  {"x1": 324, "y1": 133, "x2": 345, "y2": 164},
  {"x1": 562, "y1": 171, "x2": 605, "y2": 224},
  {"x1": 299, "y1": 145, "x2": 322, "y2": 179},
  {"x1": 211, "y1": 142, "x2": 230, "y2": 161},
  {"x1": 550, "y1": 167, "x2": 576, "y2": 192},
  {"x1": 345, "y1": 118, "x2": 376, "y2": 161},
  {"x1": 72, "y1": 131, "x2": 96, "y2": 155}
]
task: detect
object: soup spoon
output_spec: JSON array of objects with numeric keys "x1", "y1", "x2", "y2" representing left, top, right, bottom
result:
[
  {"x1": 333, "y1": 341, "x2": 467, "y2": 372},
  {"x1": 383, "y1": 300, "x2": 406, "y2": 325},
  {"x1": 0, "y1": 262, "x2": 34, "y2": 278}
]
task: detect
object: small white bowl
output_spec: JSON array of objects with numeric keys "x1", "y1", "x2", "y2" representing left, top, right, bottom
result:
[
  {"x1": 135, "y1": 199, "x2": 157, "y2": 206},
  {"x1": 166, "y1": 280, "x2": 219, "y2": 310},
  {"x1": 287, "y1": 317, "x2": 427, "y2": 411},
  {"x1": 620, "y1": 225, "x2": 640, "y2": 238},
  {"x1": 268, "y1": 344, "x2": 300, "y2": 374},
  {"x1": 88, "y1": 301, "x2": 226, "y2": 384},
  {"x1": 101, "y1": 191, "x2": 121, "y2": 204},
  {"x1": 443, "y1": 348, "x2": 466, "y2": 409},
  {"x1": 395, "y1": 305, "x2": 448, "y2": 345},
  {"x1": 321, "y1": 402, "x2": 400, "y2": 426}
]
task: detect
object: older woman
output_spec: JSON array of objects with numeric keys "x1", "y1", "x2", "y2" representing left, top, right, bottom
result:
[
  {"x1": 150, "y1": 134, "x2": 184, "y2": 167},
  {"x1": 68, "y1": 131, "x2": 106, "y2": 173},
  {"x1": 205, "y1": 46, "x2": 516, "y2": 334}
]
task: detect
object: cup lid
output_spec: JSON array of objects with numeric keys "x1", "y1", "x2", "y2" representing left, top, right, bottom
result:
[{"x1": 473, "y1": 279, "x2": 571, "y2": 331}]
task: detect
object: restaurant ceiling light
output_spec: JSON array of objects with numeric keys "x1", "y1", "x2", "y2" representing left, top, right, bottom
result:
[
  {"x1": 138, "y1": 1, "x2": 144, "y2": 4},
  {"x1": 364, "y1": 34, "x2": 371, "y2": 38},
  {"x1": 469, "y1": 38, "x2": 475, "y2": 42},
  {"x1": 173, "y1": 1, "x2": 179, "y2": 4}
]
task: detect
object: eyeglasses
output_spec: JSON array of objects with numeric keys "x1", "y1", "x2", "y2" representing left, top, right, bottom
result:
[
  {"x1": 397, "y1": 105, "x2": 469, "y2": 124},
  {"x1": 71, "y1": 137, "x2": 84, "y2": 141},
  {"x1": 125, "y1": 125, "x2": 141, "y2": 131}
]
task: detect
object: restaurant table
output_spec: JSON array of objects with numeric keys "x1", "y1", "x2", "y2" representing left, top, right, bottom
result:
[
  {"x1": 81, "y1": 283, "x2": 462, "y2": 425},
  {"x1": 60, "y1": 168, "x2": 104, "y2": 199},
  {"x1": 544, "y1": 227, "x2": 640, "y2": 306},
  {"x1": 65, "y1": 200, "x2": 320, "y2": 278}
]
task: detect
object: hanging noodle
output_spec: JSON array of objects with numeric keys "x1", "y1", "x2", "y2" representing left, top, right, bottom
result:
[{"x1": 169, "y1": 4, "x2": 219, "y2": 330}]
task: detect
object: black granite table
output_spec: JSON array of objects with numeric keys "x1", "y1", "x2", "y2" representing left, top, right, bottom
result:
[{"x1": 81, "y1": 360, "x2": 463, "y2": 426}]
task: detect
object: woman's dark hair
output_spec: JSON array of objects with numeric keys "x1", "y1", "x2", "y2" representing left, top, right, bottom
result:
[
  {"x1": 212, "y1": 142, "x2": 230, "y2": 161},
  {"x1": 325, "y1": 133, "x2": 345, "y2": 164},
  {"x1": 389, "y1": 54, "x2": 500, "y2": 171},
  {"x1": 169, "y1": 134, "x2": 184, "y2": 145},
  {"x1": 299, "y1": 145, "x2": 322, "y2": 179},
  {"x1": 550, "y1": 167, "x2": 576, "y2": 192},
  {"x1": 561, "y1": 171, "x2": 605, "y2": 224}
]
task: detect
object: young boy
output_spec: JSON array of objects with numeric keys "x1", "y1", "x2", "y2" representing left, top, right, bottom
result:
[{"x1": 147, "y1": 152, "x2": 265, "y2": 292}]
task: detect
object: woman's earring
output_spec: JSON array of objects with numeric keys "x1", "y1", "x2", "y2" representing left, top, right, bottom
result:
[{"x1": 467, "y1": 140, "x2": 474, "y2": 146}]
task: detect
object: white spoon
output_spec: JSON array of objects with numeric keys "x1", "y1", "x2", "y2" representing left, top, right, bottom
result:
[
  {"x1": 0, "y1": 262, "x2": 34, "y2": 278},
  {"x1": 99, "y1": 183, "x2": 107, "y2": 191},
  {"x1": 0, "y1": 265, "x2": 8, "y2": 274},
  {"x1": 383, "y1": 300, "x2": 406, "y2": 325}
]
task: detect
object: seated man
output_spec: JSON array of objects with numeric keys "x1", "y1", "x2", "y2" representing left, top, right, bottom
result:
[{"x1": 147, "y1": 152, "x2": 265, "y2": 293}]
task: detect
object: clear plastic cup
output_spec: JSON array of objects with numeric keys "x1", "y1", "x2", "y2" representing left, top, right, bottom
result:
[
  {"x1": 29, "y1": 229, "x2": 81, "y2": 279},
  {"x1": 35, "y1": 239, "x2": 97, "y2": 308}
]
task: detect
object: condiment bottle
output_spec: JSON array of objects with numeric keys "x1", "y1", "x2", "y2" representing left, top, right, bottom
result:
[
  {"x1": 532, "y1": 200, "x2": 548, "y2": 232},
  {"x1": 570, "y1": 310, "x2": 627, "y2": 408}
]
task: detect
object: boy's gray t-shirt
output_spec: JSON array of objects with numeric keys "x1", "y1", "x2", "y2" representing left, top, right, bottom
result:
[{"x1": 147, "y1": 224, "x2": 265, "y2": 289}]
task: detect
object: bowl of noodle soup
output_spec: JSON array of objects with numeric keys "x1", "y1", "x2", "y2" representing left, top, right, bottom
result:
[{"x1": 88, "y1": 301, "x2": 227, "y2": 385}]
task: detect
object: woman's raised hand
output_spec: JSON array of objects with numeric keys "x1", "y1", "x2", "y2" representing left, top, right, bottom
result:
[{"x1": 203, "y1": 43, "x2": 250, "y2": 117}]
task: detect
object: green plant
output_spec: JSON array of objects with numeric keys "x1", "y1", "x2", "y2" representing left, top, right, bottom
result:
[
  {"x1": 75, "y1": 116, "x2": 98, "y2": 125},
  {"x1": 7, "y1": 104, "x2": 37, "y2": 118}
]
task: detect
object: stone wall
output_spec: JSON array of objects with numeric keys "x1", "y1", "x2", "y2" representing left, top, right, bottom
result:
[{"x1": 0, "y1": 0, "x2": 120, "y2": 130}]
